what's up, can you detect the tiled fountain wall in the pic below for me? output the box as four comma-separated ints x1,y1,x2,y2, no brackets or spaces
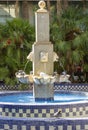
0,101,88,118
0,83,88,118
0,83,88,130
0,117,88,130
0,83,88,91
54,83,88,92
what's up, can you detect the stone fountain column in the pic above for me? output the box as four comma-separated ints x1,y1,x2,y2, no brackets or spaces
33,0,54,101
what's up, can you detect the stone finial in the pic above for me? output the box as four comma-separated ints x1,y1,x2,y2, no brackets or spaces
37,0,47,12
38,0,46,9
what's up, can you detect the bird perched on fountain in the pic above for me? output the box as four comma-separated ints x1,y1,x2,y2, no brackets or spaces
53,110,62,118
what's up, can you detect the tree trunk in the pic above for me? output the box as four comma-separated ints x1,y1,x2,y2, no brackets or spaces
82,0,86,9
22,0,29,20
57,0,62,18
47,0,50,12
63,0,68,10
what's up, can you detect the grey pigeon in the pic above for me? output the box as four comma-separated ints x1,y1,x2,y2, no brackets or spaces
53,110,62,118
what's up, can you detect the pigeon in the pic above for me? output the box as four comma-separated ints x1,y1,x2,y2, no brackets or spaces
53,110,62,118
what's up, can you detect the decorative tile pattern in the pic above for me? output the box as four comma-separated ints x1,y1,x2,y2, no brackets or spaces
0,84,33,91
54,83,88,92
0,117,88,130
0,101,88,118
0,83,88,130
0,83,88,91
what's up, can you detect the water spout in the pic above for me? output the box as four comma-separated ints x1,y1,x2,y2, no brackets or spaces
24,60,30,72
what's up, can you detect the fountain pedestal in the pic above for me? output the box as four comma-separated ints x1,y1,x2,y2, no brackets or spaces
15,1,58,101
33,83,54,101
15,1,71,104
32,43,53,75
32,1,54,101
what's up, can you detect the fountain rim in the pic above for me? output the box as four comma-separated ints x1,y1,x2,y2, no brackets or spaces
0,90,88,106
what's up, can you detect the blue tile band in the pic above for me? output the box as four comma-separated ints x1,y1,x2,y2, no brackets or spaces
0,83,88,130
0,101,88,118
0,117,88,130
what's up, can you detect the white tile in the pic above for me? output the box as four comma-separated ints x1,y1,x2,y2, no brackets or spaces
76,125,81,130
4,124,9,129
5,108,9,112
12,125,17,130
58,126,63,130
0,108,2,112
42,109,46,113
26,109,30,113
85,125,88,129
49,126,55,130
19,109,23,113
67,125,72,130
12,109,16,113
40,126,45,130
30,126,36,130
34,109,38,113
22,125,26,130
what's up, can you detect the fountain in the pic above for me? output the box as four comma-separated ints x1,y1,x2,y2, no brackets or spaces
0,1,88,130
16,0,59,101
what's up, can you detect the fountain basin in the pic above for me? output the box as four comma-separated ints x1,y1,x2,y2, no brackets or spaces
0,91,88,104
0,91,88,118
0,84,88,130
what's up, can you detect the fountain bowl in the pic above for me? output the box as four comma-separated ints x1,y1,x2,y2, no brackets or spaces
0,83,88,130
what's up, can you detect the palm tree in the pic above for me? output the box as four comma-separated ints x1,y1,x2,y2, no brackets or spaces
63,0,68,10
57,0,62,18
50,5,88,82
0,18,35,85
82,0,86,9
47,0,50,12
22,0,29,20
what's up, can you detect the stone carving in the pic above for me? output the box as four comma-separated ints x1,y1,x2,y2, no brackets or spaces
38,0,46,9
37,0,47,12
27,51,59,62
40,51,48,62
15,70,33,84
15,71,56,85
27,51,33,61
59,71,71,83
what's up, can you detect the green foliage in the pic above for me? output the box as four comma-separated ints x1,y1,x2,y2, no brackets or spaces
50,6,88,82
0,18,35,85
0,6,88,85
0,67,9,79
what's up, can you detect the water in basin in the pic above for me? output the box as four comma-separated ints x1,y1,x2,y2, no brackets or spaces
0,91,88,104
